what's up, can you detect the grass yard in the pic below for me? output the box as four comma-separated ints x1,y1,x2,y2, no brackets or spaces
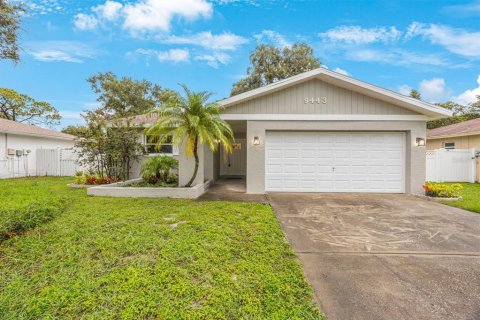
0,179,66,243
0,178,323,319
442,183,480,213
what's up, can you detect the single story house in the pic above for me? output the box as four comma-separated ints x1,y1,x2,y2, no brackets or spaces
0,118,75,178
427,118,480,150
134,68,451,195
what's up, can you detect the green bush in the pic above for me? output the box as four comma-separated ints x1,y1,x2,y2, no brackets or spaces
423,182,463,198
141,156,178,185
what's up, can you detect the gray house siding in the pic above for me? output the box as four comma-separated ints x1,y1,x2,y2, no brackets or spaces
223,79,420,116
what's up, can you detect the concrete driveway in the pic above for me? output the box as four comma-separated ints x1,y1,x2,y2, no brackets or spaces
268,193,480,320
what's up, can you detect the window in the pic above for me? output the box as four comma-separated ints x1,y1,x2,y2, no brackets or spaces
443,142,455,150
143,135,174,154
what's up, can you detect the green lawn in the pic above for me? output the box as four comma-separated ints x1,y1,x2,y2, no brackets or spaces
442,183,480,213
0,178,323,319
0,178,66,242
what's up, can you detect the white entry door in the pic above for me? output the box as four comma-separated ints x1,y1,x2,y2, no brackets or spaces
265,131,406,193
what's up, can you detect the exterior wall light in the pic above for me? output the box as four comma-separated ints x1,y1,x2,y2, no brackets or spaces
416,137,426,147
253,136,260,146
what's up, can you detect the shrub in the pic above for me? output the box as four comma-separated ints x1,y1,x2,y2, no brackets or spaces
74,172,115,185
141,156,178,185
423,182,463,198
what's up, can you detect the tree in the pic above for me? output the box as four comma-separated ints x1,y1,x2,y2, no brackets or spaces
231,43,321,96
0,0,24,63
427,100,480,130
470,95,480,113
146,85,234,187
73,110,144,180
409,89,421,100
88,72,178,118
62,125,88,137
0,88,61,126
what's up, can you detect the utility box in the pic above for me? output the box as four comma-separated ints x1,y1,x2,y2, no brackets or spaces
16,150,23,157
7,148,15,156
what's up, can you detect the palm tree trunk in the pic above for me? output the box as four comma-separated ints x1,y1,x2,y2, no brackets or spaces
186,136,199,187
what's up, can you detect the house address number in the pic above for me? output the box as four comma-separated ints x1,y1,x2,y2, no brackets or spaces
304,97,327,104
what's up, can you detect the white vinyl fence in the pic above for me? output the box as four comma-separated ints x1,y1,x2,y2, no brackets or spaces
36,148,79,176
426,149,477,183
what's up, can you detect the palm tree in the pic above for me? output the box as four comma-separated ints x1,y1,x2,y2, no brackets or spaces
146,84,234,187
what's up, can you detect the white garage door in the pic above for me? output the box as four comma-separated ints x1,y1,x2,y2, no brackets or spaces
265,131,406,193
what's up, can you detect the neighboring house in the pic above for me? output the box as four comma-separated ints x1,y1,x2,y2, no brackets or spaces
0,118,75,178
427,118,480,150
133,68,451,195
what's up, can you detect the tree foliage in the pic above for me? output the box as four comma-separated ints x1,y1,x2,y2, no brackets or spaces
147,84,234,187
61,125,88,137
409,89,421,100
0,0,24,63
231,43,321,96
427,98,480,130
87,72,178,118
0,88,61,127
74,109,145,181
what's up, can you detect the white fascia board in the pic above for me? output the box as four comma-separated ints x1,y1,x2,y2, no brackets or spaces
220,114,428,121
218,68,452,119
0,130,75,141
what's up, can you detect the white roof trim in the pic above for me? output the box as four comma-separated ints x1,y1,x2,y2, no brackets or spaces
221,114,428,121
218,68,452,120
0,130,75,141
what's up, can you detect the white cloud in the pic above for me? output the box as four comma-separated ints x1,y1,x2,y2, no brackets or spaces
132,48,190,63
419,78,449,102
162,31,248,50
157,49,190,62
333,67,348,76
194,52,230,68
75,0,212,34
73,13,98,30
320,25,401,44
442,1,480,16
93,0,123,21
453,75,480,105
406,22,480,58
254,30,290,48
60,110,83,120
398,84,412,96
347,48,448,67
122,0,212,33
27,41,98,63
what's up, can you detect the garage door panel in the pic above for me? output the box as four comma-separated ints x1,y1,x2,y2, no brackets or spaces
265,131,406,193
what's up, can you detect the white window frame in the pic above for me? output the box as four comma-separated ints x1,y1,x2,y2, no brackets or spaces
143,135,179,156
443,142,455,150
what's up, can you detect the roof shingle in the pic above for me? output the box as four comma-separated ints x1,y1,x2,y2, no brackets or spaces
427,118,480,139
0,118,75,140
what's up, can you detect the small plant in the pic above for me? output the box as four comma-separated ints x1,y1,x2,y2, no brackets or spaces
423,182,463,198
141,156,178,185
74,171,115,185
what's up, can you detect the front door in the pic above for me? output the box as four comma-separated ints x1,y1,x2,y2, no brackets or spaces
220,139,246,176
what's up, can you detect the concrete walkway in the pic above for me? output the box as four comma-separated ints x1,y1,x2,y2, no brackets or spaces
197,178,267,203
268,193,480,320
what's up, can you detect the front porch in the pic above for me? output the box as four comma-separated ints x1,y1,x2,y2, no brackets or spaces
198,177,267,203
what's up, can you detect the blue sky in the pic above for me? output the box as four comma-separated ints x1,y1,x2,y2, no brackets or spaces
1,0,480,129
